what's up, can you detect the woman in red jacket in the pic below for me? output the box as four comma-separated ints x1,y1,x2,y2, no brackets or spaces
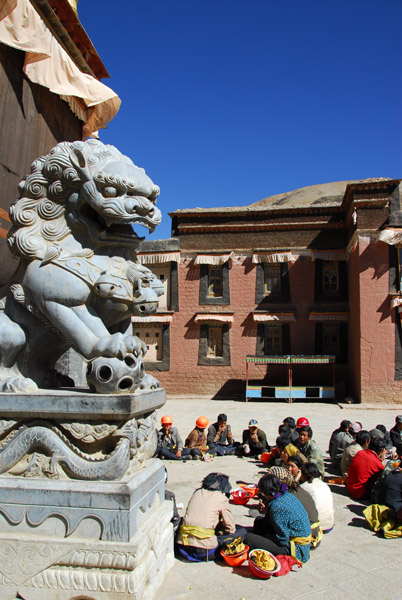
347,437,386,499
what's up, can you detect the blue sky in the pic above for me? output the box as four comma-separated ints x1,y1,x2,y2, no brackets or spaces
78,0,401,241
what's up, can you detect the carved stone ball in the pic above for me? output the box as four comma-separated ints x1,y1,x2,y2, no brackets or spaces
86,354,145,394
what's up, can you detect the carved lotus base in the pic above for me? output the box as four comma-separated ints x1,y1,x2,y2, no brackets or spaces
0,499,174,600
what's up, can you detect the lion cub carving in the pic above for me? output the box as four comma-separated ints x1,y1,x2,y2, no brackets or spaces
0,139,164,394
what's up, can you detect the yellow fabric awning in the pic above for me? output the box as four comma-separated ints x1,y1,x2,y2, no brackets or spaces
308,312,349,322
194,252,234,265
0,0,121,139
252,313,296,323
194,314,234,323
131,314,173,323
136,252,181,265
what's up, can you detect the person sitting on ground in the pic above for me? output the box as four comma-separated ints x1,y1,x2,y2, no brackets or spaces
301,462,334,532
245,473,311,563
341,428,369,481
328,420,352,458
185,416,216,459
238,419,269,457
207,413,236,456
330,420,353,470
283,417,299,444
157,415,189,461
287,454,305,483
390,415,402,458
297,426,325,476
278,424,291,439
380,466,402,522
269,466,322,547
375,424,393,450
346,437,386,500
176,472,247,561
276,436,307,468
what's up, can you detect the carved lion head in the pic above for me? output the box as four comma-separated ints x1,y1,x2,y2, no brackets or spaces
8,139,161,260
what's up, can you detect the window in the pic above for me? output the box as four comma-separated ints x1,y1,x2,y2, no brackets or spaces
198,323,231,365
256,323,291,356
199,263,230,305
322,324,340,355
264,265,281,295
322,262,339,295
207,326,223,357
150,265,170,310
133,326,163,361
133,324,170,370
255,262,290,304
314,260,347,301
208,266,223,298
264,324,282,354
315,322,347,363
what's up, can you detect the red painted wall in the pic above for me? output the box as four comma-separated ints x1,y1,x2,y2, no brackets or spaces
358,237,402,402
157,255,347,397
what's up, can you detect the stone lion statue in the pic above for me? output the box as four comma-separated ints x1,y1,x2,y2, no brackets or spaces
0,139,163,394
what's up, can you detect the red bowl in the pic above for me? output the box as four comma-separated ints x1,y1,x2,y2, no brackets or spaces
248,549,281,579
238,483,258,498
231,489,252,504
220,544,249,567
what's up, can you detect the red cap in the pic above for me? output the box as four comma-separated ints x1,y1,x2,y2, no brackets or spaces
296,417,310,427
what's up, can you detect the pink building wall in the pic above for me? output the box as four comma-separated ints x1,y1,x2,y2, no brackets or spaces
358,237,401,402
157,255,347,397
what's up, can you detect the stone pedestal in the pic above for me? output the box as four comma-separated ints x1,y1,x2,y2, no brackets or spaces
0,389,174,600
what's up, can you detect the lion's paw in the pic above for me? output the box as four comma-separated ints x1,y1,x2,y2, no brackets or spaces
0,376,38,393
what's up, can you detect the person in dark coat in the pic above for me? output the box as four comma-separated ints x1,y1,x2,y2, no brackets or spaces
207,413,236,456
390,416,402,458
238,419,269,456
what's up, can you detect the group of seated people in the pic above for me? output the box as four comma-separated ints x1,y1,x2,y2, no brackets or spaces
173,414,402,563
157,413,271,460
327,416,402,519
176,462,334,564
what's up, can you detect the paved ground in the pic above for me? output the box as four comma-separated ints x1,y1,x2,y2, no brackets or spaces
153,397,402,600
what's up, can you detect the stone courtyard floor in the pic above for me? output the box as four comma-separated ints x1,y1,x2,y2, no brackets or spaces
153,397,402,600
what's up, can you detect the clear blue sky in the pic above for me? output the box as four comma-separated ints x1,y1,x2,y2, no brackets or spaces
78,0,401,241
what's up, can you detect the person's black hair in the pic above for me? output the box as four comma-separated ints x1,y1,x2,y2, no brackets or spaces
356,430,370,447
369,437,387,454
301,462,321,483
217,413,227,422
276,435,290,451
283,417,296,430
258,473,283,500
287,454,304,470
202,472,231,497
375,424,386,434
278,424,290,437
340,420,352,431
298,426,313,438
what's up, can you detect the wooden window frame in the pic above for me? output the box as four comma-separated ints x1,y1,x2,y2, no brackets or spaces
264,264,281,296
255,262,290,305
199,262,230,305
315,322,348,363
133,324,170,371
198,323,231,366
208,266,223,298
256,323,291,356
322,262,340,296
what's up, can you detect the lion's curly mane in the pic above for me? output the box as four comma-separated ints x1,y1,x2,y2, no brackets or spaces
7,139,135,260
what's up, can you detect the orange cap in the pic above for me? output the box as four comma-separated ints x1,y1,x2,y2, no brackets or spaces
196,416,209,428
161,415,173,425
